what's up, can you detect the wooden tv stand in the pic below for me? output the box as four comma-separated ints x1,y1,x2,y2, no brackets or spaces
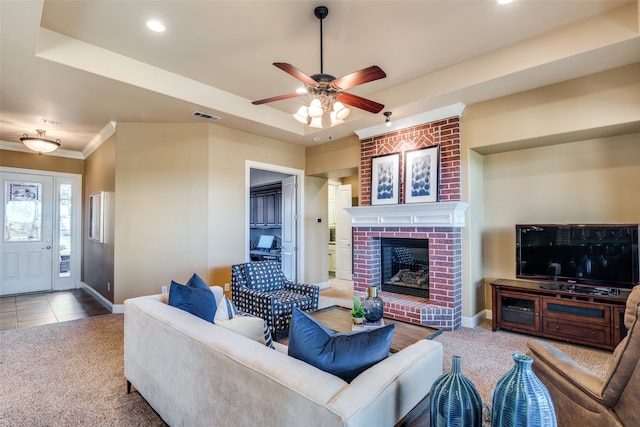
491,279,630,350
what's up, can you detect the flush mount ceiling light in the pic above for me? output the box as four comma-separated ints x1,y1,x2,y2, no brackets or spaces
252,6,386,129
20,129,61,154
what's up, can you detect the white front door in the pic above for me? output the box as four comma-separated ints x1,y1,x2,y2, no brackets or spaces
281,175,297,282
1,173,54,295
335,184,353,280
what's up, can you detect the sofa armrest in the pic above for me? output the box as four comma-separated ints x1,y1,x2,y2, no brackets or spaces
527,340,604,399
284,281,320,310
328,339,444,426
231,286,276,318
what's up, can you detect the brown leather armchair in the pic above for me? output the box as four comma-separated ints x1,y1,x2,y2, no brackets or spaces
527,285,640,427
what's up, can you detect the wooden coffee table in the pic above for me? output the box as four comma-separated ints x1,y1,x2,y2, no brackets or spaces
310,305,441,353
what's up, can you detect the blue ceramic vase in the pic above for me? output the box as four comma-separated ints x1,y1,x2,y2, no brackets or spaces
362,286,384,322
430,355,483,427
491,353,557,427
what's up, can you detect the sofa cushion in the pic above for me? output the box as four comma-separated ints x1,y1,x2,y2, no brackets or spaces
271,290,315,312
168,281,217,323
288,307,395,383
215,296,274,348
244,261,285,292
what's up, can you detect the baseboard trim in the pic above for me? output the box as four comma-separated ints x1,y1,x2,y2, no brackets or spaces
81,282,123,313
461,309,489,328
315,281,330,289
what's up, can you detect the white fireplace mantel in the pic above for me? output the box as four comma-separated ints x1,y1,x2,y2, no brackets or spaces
345,201,469,228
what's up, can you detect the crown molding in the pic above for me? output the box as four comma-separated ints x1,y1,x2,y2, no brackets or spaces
83,121,117,158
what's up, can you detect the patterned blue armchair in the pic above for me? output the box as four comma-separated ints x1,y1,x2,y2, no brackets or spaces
231,261,319,340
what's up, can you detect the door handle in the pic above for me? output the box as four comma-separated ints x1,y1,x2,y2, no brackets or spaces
43,246,51,250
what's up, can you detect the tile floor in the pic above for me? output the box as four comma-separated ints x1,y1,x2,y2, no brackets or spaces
0,289,110,331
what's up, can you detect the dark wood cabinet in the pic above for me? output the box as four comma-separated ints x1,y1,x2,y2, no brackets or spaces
492,279,629,350
250,184,281,228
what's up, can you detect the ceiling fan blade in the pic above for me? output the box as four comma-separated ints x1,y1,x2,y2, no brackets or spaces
252,93,303,105
331,66,386,90
273,63,317,86
337,92,385,114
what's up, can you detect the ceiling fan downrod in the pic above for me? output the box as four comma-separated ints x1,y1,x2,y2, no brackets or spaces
315,6,329,75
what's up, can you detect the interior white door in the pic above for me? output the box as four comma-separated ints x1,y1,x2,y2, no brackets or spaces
1,173,54,295
335,184,353,280
280,175,297,281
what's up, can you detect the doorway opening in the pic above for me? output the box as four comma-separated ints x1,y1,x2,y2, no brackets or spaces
246,162,304,282
327,178,356,281
1,167,82,296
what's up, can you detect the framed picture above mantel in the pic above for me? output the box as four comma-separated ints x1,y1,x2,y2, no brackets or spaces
404,145,439,204
371,153,400,206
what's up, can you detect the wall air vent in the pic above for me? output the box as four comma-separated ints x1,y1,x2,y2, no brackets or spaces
192,111,221,121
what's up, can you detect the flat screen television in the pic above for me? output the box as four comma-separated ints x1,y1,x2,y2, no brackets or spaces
516,224,639,290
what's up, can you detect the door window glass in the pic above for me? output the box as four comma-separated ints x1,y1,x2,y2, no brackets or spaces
4,182,42,242
59,184,72,277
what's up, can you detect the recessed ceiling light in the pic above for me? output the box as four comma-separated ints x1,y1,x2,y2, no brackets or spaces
146,20,165,32
497,0,514,4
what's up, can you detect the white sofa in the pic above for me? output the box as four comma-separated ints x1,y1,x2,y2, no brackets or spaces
124,288,444,427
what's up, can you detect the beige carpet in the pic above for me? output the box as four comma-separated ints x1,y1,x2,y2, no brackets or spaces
432,319,611,404
0,296,613,426
0,314,166,426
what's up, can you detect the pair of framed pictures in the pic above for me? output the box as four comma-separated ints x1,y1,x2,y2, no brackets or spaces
370,145,439,205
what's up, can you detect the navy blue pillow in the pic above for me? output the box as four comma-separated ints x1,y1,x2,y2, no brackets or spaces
287,307,395,383
168,280,217,323
185,273,209,290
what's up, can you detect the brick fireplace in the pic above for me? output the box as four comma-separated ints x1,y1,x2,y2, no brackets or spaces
348,108,467,330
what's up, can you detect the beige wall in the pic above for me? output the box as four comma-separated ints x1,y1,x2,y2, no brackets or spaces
83,135,116,300
207,126,306,289
305,134,360,178
113,123,210,303
461,148,486,321
481,133,640,307
304,176,330,282
0,149,84,174
110,123,307,304
462,63,640,316
465,62,640,154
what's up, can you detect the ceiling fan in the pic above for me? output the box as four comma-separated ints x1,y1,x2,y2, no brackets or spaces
252,5,386,127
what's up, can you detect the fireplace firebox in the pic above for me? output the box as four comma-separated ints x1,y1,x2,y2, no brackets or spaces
381,238,429,298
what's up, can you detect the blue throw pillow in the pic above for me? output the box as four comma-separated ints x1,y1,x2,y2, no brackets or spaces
185,273,209,290
287,307,395,383
168,280,217,323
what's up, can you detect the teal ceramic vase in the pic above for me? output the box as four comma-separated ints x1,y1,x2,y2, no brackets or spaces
491,353,557,427
430,355,483,427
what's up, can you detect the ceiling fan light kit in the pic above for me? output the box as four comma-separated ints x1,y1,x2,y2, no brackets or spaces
252,5,386,129
20,129,61,154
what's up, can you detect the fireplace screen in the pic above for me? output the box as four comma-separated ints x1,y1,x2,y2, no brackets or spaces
380,238,429,298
